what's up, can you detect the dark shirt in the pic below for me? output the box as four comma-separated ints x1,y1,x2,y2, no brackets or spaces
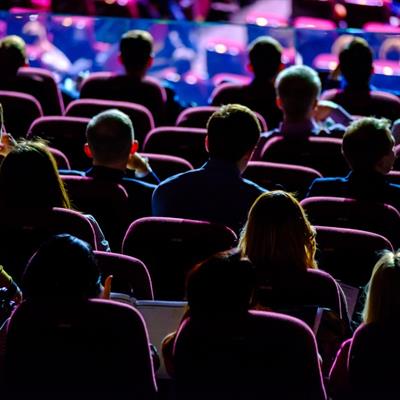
85,166,156,219
152,159,267,233
307,171,400,211
210,78,283,130
321,87,400,121
80,74,165,124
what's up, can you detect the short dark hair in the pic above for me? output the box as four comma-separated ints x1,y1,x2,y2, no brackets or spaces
206,104,261,162
342,117,394,171
23,234,101,300
186,250,255,318
86,109,134,164
248,36,282,80
339,38,373,86
0,35,26,75
275,65,321,120
120,30,153,72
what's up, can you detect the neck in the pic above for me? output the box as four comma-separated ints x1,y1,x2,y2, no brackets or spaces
92,160,127,171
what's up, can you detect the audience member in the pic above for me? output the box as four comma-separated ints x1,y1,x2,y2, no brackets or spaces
329,250,400,399
321,37,400,121
239,190,348,318
307,117,400,211
210,36,284,129
80,30,166,123
84,109,157,219
164,250,327,400
0,35,62,115
252,65,352,159
0,140,109,280
152,104,267,233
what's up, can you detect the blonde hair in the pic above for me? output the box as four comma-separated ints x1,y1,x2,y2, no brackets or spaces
239,191,317,281
363,251,400,324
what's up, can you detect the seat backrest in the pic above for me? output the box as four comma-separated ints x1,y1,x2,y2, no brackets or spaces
0,90,43,138
140,152,193,181
17,66,64,115
176,105,268,132
122,217,237,300
94,251,153,299
62,176,130,251
347,322,400,399
314,225,393,287
173,311,326,400
0,207,96,283
261,136,348,177
301,196,400,248
243,161,322,199
143,127,207,168
48,146,71,170
4,299,157,400
65,98,154,148
28,116,90,170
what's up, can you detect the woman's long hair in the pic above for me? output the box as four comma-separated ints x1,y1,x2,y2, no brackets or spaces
363,250,400,325
0,140,71,209
239,191,316,281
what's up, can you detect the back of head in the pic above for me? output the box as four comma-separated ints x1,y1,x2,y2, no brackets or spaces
363,250,400,325
22,234,101,301
275,65,321,121
339,37,373,87
248,36,282,80
239,191,316,280
342,117,393,172
120,29,153,74
0,35,26,77
86,109,134,165
206,104,261,162
0,140,70,208
186,250,255,319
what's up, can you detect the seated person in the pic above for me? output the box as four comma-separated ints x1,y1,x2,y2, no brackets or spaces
2,234,157,400
84,109,158,219
163,250,327,400
80,30,166,124
329,250,400,400
321,37,400,121
0,35,62,115
252,65,352,159
210,36,284,129
152,104,267,233
307,117,400,211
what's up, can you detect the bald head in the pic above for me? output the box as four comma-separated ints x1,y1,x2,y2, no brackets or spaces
86,109,134,165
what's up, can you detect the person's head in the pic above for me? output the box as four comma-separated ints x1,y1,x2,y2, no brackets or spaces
119,29,153,76
186,249,255,318
363,250,400,325
206,104,261,168
239,191,317,280
0,140,70,209
339,37,373,87
85,109,137,169
22,234,102,301
0,35,27,76
275,65,321,122
342,117,395,174
248,36,283,80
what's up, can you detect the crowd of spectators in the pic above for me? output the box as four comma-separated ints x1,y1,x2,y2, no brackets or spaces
0,25,400,399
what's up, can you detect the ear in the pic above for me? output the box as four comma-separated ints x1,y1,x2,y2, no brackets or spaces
101,275,113,300
84,143,92,159
130,140,139,154
146,56,154,70
276,96,283,110
278,62,285,72
205,136,209,152
246,62,253,73
118,52,123,65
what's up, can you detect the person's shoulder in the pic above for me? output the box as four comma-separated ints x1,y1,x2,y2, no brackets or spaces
307,176,348,197
156,168,200,190
122,175,156,190
371,90,400,103
241,176,268,194
210,82,246,105
320,88,341,101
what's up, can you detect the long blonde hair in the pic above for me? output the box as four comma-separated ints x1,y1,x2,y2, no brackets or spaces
363,251,400,325
239,191,317,280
